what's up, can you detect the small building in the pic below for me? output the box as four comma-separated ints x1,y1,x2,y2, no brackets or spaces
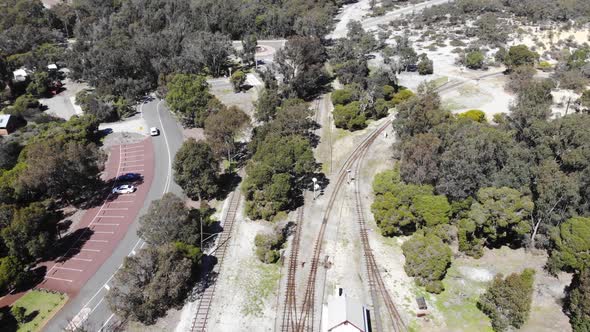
0,114,17,136
323,289,370,332
47,63,58,71
13,68,28,82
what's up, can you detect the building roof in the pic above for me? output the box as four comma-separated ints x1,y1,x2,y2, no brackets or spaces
13,68,28,82
47,64,58,70
327,294,366,332
0,114,11,128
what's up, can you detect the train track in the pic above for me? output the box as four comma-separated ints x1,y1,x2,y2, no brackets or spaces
296,119,393,332
353,140,406,332
280,207,304,331
435,71,504,93
190,190,241,332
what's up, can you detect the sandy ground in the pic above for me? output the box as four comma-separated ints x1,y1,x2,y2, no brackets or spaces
512,25,590,55
39,76,88,120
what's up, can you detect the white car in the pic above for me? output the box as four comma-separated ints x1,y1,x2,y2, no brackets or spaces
150,127,159,136
112,185,136,194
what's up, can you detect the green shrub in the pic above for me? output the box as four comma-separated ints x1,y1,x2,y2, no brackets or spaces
538,61,552,71
478,269,535,331
466,51,485,69
566,269,590,332
331,89,354,106
230,70,246,92
402,232,452,293
382,85,396,101
412,194,451,228
450,39,466,47
254,228,285,264
333,101,366,130
391,89,415,105
458,109,486,123
548,216,590,273
418,55,434,75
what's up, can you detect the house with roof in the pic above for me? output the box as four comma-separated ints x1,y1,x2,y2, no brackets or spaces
322,289,371,332
0,114,17,136
12,68,28,82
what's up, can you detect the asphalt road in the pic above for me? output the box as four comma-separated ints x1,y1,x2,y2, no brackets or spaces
44,99,185,331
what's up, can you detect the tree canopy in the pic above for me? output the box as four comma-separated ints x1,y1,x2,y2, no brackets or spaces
173,139,219,202
478,269,535,332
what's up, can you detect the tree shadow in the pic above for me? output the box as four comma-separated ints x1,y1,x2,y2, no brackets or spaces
0,306,17,332
24,310,39,323
9,265,47,295
45,227,95,263
215,173,242,202
186,255,219,303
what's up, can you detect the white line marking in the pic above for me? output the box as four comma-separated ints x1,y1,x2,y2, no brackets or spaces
92,223,120,226
121,163,144,167
80,248,101,252
121,146,144,151
103,208,129,211
55,267,83,272
89,240,109,243
108,200,134,204
93,231,114,234
122,151,145,156
118,169,144,172
46,276,73,282
99,314,115,331
157,99,173,194
71,258,93,262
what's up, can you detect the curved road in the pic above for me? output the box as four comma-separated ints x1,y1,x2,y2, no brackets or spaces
44,99,185,331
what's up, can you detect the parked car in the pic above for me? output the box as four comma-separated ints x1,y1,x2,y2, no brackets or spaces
150,127,159,136
112,184,136,194
117,173,141,182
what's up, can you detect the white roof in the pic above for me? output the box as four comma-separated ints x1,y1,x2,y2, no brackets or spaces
13,69,27,77
47,64,58,70
0,114,11,128
327,295,366,332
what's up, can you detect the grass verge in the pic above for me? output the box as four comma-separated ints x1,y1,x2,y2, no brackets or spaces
11,290,68,332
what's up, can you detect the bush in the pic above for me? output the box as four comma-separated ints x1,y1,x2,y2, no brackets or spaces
418,55,434,75
505,45,539,70
478,269,535,331
230,70,246,92
254,228,285,263
331,89,354,106
333,101,366,130
566,269,590,332
412,194,451,228
382,85,396,101
465,51,485,69
402,232,452,293
538,61,552,72
458,109,486,123
391,89,415,105
548,216,590,273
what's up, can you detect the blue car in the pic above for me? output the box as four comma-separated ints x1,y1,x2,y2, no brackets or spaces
117,173,141,182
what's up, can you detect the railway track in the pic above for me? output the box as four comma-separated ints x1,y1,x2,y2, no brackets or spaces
435,71,504,93
353,140,406,332
296,119,392,332
190,190,241,332
280,207,304,331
